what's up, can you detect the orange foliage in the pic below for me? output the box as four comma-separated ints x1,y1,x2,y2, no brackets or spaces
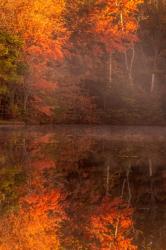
0,154,65,250
0,189,64,250
0,0,143,118
0,0,68,117
0,134,66,250
91,0,143,52
89,196,137,250
0,0,68,58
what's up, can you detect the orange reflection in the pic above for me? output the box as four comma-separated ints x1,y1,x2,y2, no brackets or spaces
89,196,137,250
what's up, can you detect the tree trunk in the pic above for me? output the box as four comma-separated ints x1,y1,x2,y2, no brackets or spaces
124,51,129,72
106,158,110,195
151,47,158,93
109,53,112,85
151,73,155,92
148,158,153,177
127,161,132,206
124,44,135,87
129,43,135,86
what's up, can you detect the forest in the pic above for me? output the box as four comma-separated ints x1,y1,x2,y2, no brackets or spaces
0,0,165,124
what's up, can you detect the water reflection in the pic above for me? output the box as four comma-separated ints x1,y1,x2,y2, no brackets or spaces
0,126,165,250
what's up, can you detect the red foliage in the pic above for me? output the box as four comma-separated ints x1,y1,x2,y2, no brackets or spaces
31,159,55,170
89,196,137,250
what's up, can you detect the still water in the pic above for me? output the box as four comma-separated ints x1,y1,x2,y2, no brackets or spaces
0,126,165,250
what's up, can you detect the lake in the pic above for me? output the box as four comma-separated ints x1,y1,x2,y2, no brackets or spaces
0,126,165,250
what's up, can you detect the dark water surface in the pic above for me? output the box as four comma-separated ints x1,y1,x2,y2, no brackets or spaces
0,126,165,250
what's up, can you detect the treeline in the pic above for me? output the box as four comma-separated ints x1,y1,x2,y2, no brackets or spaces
0,0,165,124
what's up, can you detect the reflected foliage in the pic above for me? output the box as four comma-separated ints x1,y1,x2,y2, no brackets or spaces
0,127,165,249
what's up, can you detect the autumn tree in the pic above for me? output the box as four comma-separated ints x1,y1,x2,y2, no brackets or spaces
0,0,68,120
0,0,67,56
51,0,143,123
0,190,64,250
89,196,137,250
90,0,143,85
64,0,142,81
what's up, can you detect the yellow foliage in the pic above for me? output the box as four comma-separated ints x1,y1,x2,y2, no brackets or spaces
0,0,68,56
